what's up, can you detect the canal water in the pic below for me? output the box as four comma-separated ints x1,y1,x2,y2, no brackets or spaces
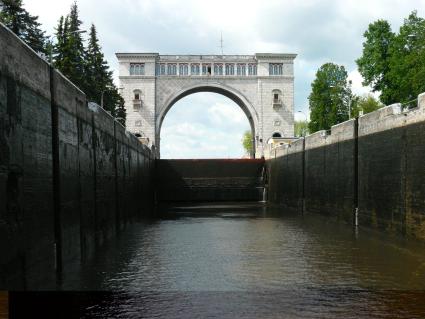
58,203,425,318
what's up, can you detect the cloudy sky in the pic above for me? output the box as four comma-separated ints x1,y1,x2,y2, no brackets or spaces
25,0,425,158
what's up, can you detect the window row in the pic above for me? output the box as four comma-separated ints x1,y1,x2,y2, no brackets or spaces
269,63,283,75
130,62,283,76
130,63,145,75
155,63,257,76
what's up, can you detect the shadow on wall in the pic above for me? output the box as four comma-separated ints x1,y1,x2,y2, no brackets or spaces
267,93,425,240
0,24,155,290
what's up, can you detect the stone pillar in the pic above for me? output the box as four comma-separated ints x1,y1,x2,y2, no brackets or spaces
419,92,425,109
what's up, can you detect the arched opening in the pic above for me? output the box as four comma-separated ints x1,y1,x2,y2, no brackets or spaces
272,132,282,138
159,91,255,159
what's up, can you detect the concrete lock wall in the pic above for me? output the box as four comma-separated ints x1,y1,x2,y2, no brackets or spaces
156,159,265,202
267,92,425,240
0,24,154,290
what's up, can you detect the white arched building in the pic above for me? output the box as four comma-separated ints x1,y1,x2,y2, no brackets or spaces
116,53,296,158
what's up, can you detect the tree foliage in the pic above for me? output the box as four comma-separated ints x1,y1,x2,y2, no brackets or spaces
294,120,309,137
1,1,126,124
308,63,353,133
351,94,382,117
84,24,123,116
52,2,125,124
242,130,253,156
0,0,47,54
53,2,86,91
357,11,425,105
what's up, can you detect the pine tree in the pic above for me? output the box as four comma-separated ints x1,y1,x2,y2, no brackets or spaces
51,3,126,125
84,24,126,124
84,24,109,102
0,0,47,54
53,2,86,91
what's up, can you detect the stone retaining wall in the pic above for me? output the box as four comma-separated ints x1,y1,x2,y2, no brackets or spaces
267,92,425,240
0,23,154,289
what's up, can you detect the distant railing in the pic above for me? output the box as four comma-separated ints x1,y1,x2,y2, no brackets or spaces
401,98,418,111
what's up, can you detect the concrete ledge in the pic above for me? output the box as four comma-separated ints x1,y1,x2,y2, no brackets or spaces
288,138,304,154
0,22,50,100
329,119,356,143
305,130,327,151
53,71,86,117
419,92,425,109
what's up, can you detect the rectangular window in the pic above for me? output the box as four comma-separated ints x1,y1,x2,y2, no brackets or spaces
130,63,145,75
160,63,166,75
179,63,189,75
269,63,283,75
202,64,211,75
237,64,246,76
248,63,257,76
191,63,200,75
225,64,234,75
214,63,223,75
167,63,177,75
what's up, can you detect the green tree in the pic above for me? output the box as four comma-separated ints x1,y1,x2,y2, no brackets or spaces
388,11,425,104
0,0,47,54
53,2,86,91
294,120,309,137
356,20,395,104
84,23,125,123
351,94,383,117
84,24,110,104
242,130,253,156
357,11,425,105
308,63,353,133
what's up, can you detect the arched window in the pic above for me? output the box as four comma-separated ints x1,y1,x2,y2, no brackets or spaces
248,63,257,75
272,132,282,138
269,63,283,75
272,89,282,108
133,90,142,111
133,89,142,100
130,63,145,75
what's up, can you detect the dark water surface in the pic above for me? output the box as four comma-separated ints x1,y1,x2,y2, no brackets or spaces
57,203,425,318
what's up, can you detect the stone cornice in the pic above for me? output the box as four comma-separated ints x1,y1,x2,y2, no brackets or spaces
116,53,159,60
255,53,297,60
119,76,156,80
116,53,297,63
119,75,295,80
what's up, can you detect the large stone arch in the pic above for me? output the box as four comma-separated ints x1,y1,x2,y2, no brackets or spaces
117,53,297,158
156,82,258,158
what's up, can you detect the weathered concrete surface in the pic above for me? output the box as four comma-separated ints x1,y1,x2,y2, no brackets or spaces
267,139,304,210
267,93,425,240
0,23,154,289
358,97,425,239
304,120,356,223
156,159,265,202
0,25,55,289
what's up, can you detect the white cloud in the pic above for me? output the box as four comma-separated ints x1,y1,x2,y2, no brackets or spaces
160,93,250,158
348,69,381,99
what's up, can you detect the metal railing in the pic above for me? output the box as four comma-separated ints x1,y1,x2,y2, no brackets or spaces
401,98,418,111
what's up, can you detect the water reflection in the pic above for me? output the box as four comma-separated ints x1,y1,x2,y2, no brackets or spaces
58,202,425,318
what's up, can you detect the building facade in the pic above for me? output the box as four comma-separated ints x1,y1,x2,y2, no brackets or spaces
116,53,296,158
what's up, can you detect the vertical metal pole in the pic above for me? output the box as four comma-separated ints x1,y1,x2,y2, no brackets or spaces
50,66,62,278
354,117,359,227
301,137,306,214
